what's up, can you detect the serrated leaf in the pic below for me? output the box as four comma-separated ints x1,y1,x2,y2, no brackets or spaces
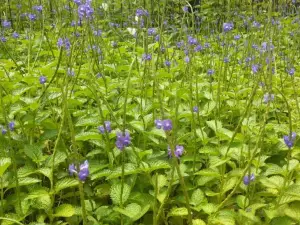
113,203,150,221
190,189,206,206
260,176,284,189
75,132,101,141
168,207,188,217
202,203,217,214
24,144,44,163
0,157,11,177
110,183,131,205
222,177,238,194
54,178,78,193
75,117,101,127
129,121,144,132
54,204,75,217
284,202,300,221
206,120,222,132
8,177,41,189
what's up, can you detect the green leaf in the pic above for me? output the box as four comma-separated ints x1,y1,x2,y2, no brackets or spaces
24,144,44,163
129,121,144,132
201,203,217,214
0,157,11,177
8,177,41,189
236,195,249,209
222,177,238,194
75,132,101,141
113,203,150,221
110,183,131,205
284,202,300,221
75,117,101,127
54,178,78,193
54,204,75,217
190,189,206,206
168,207,188,217
206,120,222,132
192,219,206,225
33,194,52,210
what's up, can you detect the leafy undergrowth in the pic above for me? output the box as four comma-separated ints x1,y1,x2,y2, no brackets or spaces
0,0,300,225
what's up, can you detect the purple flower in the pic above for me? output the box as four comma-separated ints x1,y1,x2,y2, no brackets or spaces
74,0,81,5
263,93,274,104
33,5,43,12
67,68,75,76
184,56,190,63
224,57,230,63
148,28,156,36
193,106,199,113
162,119,172,131
136,8,149,17
116,131,131,150
2,128,7,135
69,160,89,181
168,145,184,158
28,14,37,21
78,160,89,181
194,44,203,52
2,20,11,28
188,36,198,45
207,69,215,75
261,42,274,52
39,76,47,84
78,2,94,19
284,132,296,148
142,53,152,61
243,173,255,185
183,6,189,12
69,164,77,175
165,60,171,67
176,40,184,49
223,22,234,32
155,35,160,42
155,119,163,129
12,31,19,39
57,38,64,48
234,34,241,40
287,68,295,76
253,21,261,28
251,64,259,73
93,29,102,36
98,121,112,134
1,37,7,43
9,122,15,131
203,42,209,49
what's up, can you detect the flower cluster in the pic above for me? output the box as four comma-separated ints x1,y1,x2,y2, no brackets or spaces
98,121,112,134
136,8,149,17
155,119,172,131
78,0,94,19
57,37,71,51
168,145,184,158
263,93,274,104
243,173,255,185
283,132,296,148
223,22,234,32
142,53,152,61
69,160,89,181
116,131,131,150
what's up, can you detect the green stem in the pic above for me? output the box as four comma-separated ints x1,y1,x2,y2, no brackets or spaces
78,181,88,225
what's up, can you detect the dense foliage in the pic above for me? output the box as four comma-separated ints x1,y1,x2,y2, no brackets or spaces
0,0,300,224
